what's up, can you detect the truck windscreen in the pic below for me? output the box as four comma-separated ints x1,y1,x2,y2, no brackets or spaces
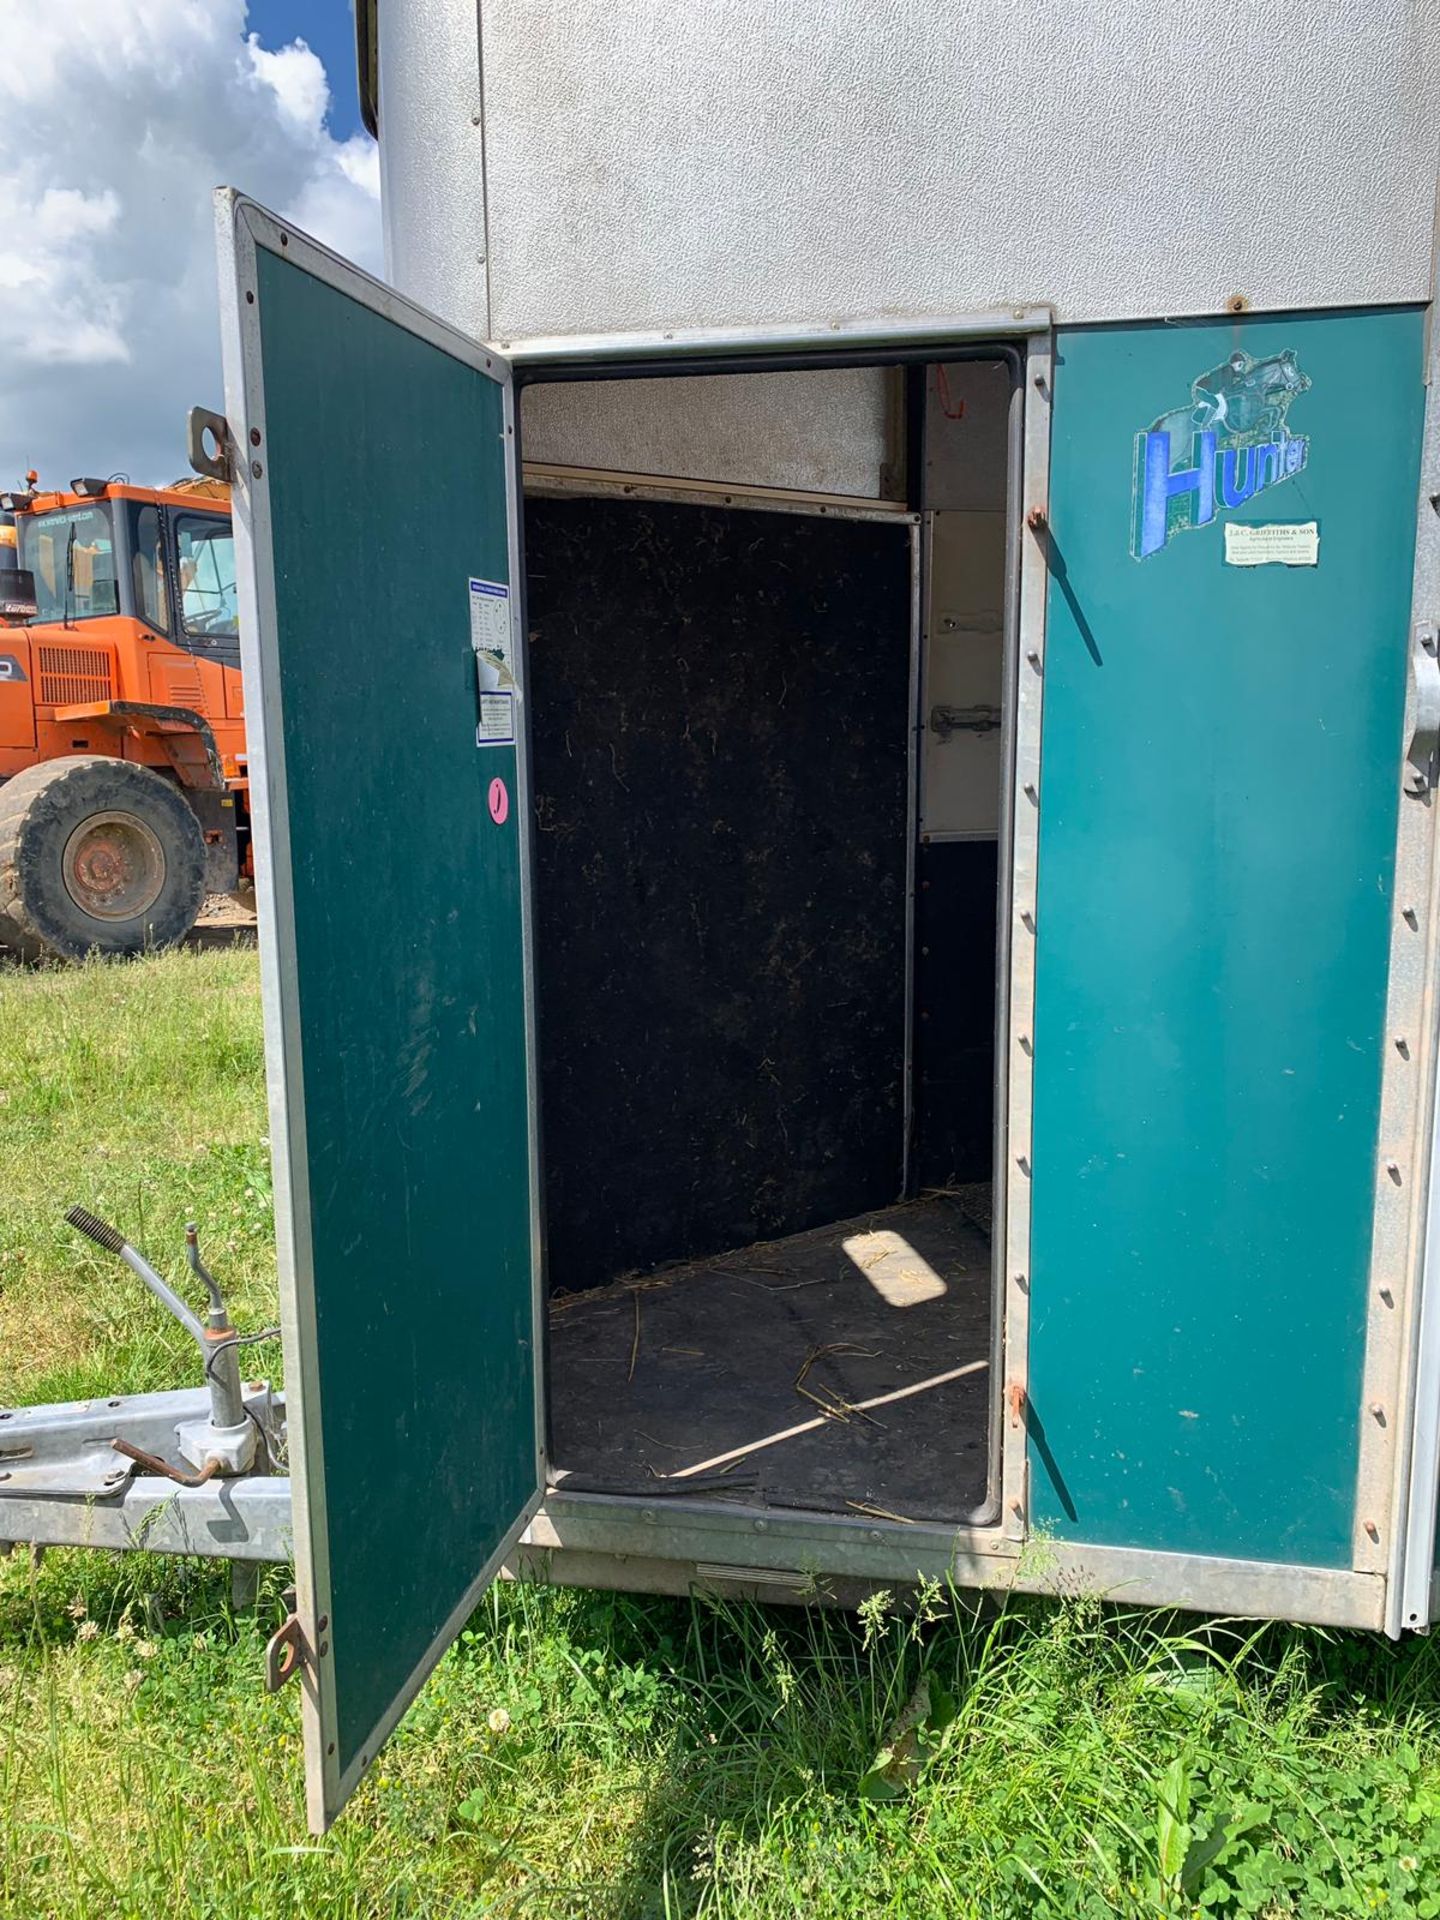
20,504,119,624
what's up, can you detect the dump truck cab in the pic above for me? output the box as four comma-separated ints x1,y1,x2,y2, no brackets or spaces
0,477,247,956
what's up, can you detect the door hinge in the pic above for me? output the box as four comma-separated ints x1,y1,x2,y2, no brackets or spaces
187,406,234,484
1405,622,1440,796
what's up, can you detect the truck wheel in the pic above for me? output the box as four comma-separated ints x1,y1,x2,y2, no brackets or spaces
0,757,207,961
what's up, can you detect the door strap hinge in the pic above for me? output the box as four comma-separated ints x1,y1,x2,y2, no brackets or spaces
265,1609,307,1693
187,406,234,485
1406,622,1440,796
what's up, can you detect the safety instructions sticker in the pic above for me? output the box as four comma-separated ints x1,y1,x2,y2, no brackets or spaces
469,576,516,746
477,692,515,745
1223,521,1319,568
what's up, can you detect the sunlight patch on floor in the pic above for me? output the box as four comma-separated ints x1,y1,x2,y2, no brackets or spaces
841,1229,948,1307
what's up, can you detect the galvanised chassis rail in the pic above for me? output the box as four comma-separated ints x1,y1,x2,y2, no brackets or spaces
0,1384,292,1563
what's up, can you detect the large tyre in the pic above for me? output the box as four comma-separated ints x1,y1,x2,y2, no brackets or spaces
0,757,207,961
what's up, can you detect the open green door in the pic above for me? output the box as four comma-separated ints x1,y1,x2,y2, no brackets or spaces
217,193,542,1830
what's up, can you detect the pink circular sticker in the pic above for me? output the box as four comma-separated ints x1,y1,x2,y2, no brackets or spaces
488,777,510,826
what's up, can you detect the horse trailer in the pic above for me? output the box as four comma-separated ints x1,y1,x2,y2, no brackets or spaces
7,0,1440,1833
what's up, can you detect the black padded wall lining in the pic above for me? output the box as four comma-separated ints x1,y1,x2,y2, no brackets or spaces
525,496,913,1293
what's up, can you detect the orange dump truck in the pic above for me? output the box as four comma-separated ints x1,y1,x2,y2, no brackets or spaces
0,474,248,958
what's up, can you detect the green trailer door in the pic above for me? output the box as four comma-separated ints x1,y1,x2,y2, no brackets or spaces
1027,307,1426,1568
218,195,541,1830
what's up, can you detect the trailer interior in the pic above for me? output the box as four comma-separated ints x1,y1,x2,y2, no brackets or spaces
517,355,1016,1528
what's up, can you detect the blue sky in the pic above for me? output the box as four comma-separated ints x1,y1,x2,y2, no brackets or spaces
1,2,382,485
247,0,364,141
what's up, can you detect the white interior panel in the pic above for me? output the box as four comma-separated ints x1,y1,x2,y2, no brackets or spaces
521,369,901,499
921,512,1006,839
921,363,1009,838
924,362,1010,514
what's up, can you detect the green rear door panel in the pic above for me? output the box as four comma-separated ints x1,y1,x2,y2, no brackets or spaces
1028,307,1425,1565
247,238,537,1790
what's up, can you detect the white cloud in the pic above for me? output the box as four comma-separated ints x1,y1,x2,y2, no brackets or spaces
245,35,330,137
0,0,381,486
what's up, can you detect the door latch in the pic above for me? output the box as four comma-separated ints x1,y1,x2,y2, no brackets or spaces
1406,622,1440,796
930,703,1002,741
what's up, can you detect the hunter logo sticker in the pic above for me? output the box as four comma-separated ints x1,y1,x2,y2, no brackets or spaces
1131,349,1311,559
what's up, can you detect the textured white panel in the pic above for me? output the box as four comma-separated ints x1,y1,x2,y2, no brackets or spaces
521,369,901,498
381,0,1438,339
376,0,489,336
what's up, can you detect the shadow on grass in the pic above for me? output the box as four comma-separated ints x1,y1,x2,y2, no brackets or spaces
436,1580,1440,1919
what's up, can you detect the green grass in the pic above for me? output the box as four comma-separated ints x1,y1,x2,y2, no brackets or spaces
3,950,1440,1917
0,948,274,1407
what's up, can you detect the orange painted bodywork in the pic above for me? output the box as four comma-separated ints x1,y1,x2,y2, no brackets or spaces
0,483,248,800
